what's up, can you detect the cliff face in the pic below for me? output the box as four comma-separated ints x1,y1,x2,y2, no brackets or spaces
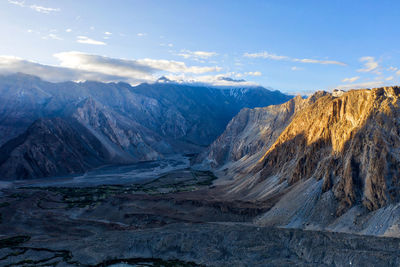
204,92,327,167
205,86,400,234
254,87,400,214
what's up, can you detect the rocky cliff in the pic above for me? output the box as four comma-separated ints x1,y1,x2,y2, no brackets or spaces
255,87,400,214
205,86,400,235
203,92,328,168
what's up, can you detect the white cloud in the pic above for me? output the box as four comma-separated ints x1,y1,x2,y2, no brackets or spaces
104,32,112,35
244,51,346,66
54,52,221,78
164,73,258,87
357,56,379,73
160,43,174,47
0,55,100,83
136,58,221,74
8,0,60,13
8,0,24,7
244,51,289,60
293,58,345,65
42,33,63,41
0,55,155,85
66,29,72,33
386,76,394,81
396,70,400,76
291,66,303,71
388,66,398,72
178,50,218,60
137,33,147,37
336,81,384,90
76,36,106,46
245,71,262,76
341,76,360,83
0,52,225,86
30,5,60,13
54,52,156,81
234,71,261,78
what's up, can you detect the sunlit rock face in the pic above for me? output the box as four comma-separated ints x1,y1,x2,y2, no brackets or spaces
203,92,328,168
205,87,400,234
255,87,400,214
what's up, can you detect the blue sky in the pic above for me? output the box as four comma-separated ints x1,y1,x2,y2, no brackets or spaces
0,0,400,94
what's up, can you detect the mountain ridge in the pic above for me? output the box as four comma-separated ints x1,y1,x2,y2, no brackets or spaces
203,86,400,236
0,73,291,179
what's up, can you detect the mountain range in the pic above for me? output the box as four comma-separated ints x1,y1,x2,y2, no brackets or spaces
0,73,291,179
3,72,400,266
4,73,400,237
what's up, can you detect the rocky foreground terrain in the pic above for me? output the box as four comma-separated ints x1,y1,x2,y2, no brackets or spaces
1,167,400,266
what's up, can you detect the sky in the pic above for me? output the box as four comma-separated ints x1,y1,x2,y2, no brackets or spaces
1,0,400,94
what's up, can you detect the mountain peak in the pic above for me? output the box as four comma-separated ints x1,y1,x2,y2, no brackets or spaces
217,76,246,83
156,76,174,83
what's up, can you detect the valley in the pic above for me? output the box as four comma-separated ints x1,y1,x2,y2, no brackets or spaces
1,158,400,266
11,154,192,188
1,75,400,266
3,1,400,265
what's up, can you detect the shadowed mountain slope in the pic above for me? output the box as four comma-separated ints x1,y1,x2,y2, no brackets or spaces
0,73,291,179
0,118,117,179
0,73,291,147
